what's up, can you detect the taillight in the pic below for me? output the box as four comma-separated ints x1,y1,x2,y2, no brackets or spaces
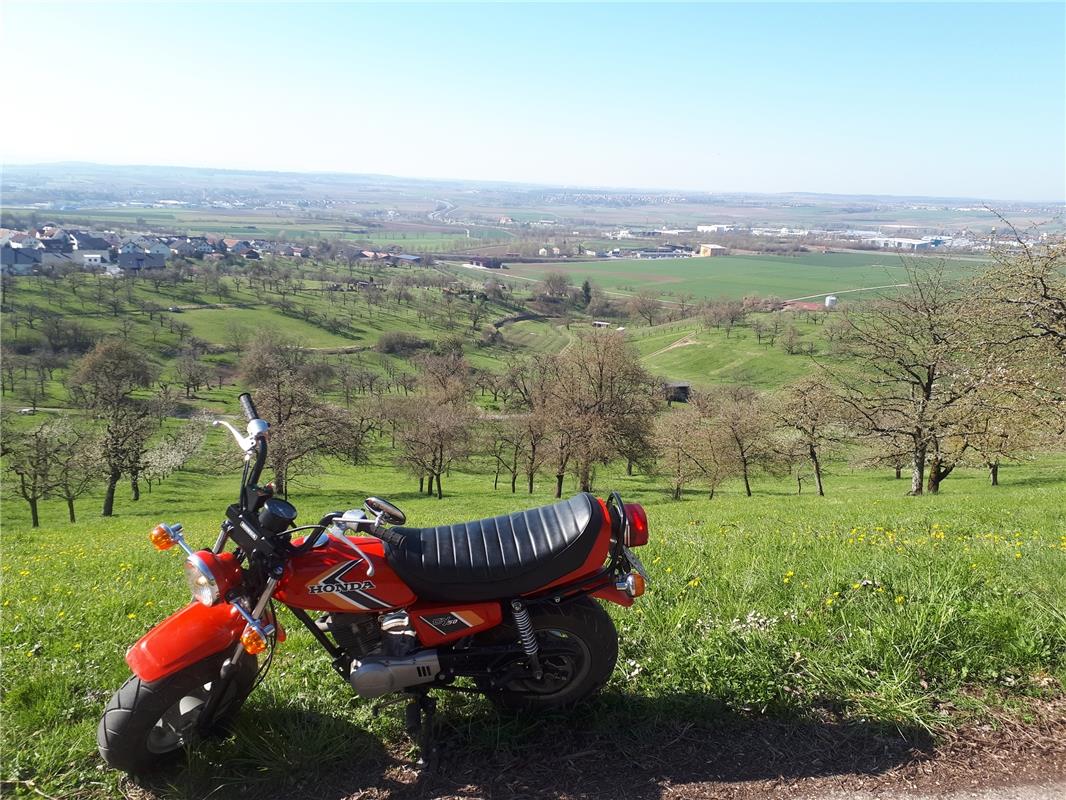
183,550,242,606
623,503,649,547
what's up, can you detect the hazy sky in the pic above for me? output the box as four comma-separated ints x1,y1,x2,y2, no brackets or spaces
3,2,1064,201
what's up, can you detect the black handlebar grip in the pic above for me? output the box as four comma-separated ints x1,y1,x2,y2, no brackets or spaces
238,393,259,422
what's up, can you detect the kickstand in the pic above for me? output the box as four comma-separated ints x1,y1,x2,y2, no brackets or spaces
404,691,438,770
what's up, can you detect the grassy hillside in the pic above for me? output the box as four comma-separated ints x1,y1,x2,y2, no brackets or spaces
2,441,1063,798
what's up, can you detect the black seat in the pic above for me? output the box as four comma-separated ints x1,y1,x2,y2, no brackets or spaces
384,493,604,602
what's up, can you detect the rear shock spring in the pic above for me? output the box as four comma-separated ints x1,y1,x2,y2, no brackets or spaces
510,600,543,679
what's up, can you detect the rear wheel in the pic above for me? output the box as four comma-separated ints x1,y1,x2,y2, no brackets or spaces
477,598,618,712
97,652,257,774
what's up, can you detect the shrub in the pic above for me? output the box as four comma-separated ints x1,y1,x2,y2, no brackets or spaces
375,331,430,356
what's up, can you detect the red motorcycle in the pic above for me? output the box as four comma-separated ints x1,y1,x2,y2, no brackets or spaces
98,393,650,773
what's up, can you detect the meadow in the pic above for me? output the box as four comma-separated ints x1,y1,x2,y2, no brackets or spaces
2,439,1064,798
499,252,980,302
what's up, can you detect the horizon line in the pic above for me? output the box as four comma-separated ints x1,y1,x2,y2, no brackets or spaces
3,159,1064,207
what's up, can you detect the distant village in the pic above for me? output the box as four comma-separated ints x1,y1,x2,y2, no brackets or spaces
0,225,426,276
2,212,1047,277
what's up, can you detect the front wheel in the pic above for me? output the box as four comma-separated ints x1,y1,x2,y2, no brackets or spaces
97,651,257,774
477,597,618,712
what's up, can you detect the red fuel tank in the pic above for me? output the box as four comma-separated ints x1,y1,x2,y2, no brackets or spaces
274,535,416,613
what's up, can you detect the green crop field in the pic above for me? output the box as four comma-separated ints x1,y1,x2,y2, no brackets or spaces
502,252,981,302
2,439,1064,798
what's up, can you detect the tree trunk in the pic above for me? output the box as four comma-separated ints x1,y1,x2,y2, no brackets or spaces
130,474,140,502
796,474,803,494
527,471,535,494
435,472,443,500
989,462,999,486
67,498,76,523
809,444,825,496
579,464,591,493
626,459,633,476
29,497,39,528
909,444,926,495
741,460,752,497
555,473,564,499
493,459,500,490
894,464,902,479
510,473,518,493
927,467,941,494
103,470,120,516
927,460,954,494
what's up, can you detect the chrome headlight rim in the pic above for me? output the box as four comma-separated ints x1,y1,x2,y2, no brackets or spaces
184,552,221,607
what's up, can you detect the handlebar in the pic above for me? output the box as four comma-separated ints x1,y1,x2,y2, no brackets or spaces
238,392,259,423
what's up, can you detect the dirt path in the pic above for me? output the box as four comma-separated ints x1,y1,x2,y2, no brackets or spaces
784,283,909,302
644,332,697,359
115,699,1063,800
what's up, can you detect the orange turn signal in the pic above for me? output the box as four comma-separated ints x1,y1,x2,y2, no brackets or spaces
240,626,268,656
625,573,646,598
149,524,176,551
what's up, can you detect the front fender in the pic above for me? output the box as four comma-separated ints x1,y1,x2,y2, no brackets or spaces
126,602,247,682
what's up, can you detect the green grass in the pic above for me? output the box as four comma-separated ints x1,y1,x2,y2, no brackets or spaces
503,252,980,301
500,318,574,354
2,442,1064,798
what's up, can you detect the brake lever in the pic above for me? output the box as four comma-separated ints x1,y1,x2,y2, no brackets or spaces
212,420,256,453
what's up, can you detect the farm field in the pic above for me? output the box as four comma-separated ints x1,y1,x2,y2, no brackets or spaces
500,252,980,302
2,441,1064,799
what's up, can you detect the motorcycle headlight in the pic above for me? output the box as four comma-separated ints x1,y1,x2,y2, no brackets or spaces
184,550,241,606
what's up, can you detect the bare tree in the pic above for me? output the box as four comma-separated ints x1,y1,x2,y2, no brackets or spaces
391,394,473,498
243,335,366,495
773,378,847,496
69,339,157,516
1,419,59,527
49,418,102,522
695,386,776,497
540,271,572,298
225,321,251,358
544,333,660,495
628,289,662,326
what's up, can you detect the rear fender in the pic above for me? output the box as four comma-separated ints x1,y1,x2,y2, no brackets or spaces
126,602,283,682
592,586,634,608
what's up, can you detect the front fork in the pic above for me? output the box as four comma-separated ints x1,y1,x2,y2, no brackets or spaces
196,576,278,732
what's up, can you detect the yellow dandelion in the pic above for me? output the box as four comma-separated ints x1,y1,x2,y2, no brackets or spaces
665,567,673,574
127,613,137,620
825,598,834,607
895,595,905,605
